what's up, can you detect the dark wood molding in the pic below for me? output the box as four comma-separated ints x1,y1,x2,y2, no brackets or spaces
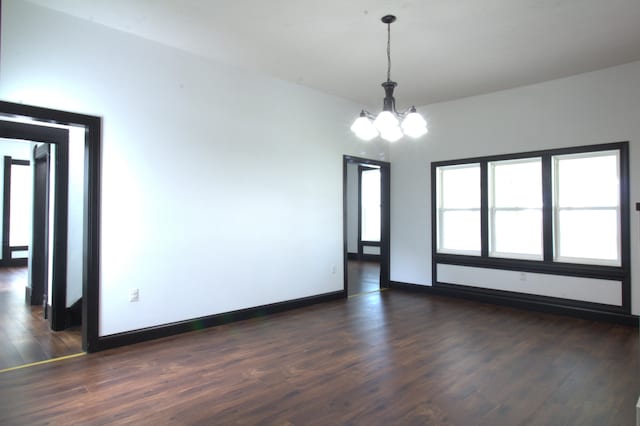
541,154,553,262
0,101,102,353
480,162,488,257
0,258,28,267
347,252,359,260
434,254,625,280
46,304,52,322
357,165,363,257
29,143,50,307
50,141,69,331
389,281,639,326
24,285,32,304
93,290,345,352
66,297,82,327
2,156,11,262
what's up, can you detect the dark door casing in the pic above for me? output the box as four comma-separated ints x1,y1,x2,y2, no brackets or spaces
30,144,51,310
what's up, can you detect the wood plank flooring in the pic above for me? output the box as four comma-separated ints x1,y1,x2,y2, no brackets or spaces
0,290,637,425
348,260,380,296
0,267,82,371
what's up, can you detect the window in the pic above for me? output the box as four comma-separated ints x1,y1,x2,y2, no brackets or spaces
361,167,381,242
553,151,620,266
436,163,481,255
488,158,542,260
433,142,628,269
9,162,32,247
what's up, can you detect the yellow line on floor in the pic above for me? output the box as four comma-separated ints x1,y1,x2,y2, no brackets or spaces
348,288,388,298
0,352,86,374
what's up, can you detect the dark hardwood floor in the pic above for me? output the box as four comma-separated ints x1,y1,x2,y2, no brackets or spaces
0,267,82,371
348,260,380,296
1,289,637,425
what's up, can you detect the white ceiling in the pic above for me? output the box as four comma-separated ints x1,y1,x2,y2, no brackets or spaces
25,0,640,109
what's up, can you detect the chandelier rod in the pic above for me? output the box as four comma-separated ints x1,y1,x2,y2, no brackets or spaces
386,19,392,82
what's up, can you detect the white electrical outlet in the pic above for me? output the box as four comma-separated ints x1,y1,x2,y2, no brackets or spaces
519,272,527,282
129,288,139,302
330,265,336,274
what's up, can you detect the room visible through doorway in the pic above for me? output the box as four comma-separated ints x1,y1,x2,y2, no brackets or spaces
343,156,390,296
0,121,84,371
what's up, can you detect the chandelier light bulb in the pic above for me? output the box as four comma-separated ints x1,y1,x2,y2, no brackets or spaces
380,125,403,142
373,111,399,134
350,113,379,141
401,109,428,138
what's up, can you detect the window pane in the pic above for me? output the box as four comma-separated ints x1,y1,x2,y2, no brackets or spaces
555,152,618,208
10,164,32,247
492,210,542,257
440,210,480,252
361,168,380,241
440,164,480,208
556,209,618,263
491,159,541,208
489,158,542,258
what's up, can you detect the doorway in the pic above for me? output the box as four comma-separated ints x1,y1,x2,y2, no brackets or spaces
343,156,390,296
0,101,101,365
0,125,80,370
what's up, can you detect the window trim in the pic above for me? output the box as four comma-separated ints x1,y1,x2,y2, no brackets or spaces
431,141,631,314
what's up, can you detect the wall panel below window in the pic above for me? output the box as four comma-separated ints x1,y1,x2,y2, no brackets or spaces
437,263,622,306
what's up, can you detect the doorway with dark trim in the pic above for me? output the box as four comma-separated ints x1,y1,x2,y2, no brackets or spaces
343,155,390,296
0,101,101,367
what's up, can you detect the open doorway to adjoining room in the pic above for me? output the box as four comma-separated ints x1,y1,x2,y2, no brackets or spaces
0,101,101,370
343,156,390,297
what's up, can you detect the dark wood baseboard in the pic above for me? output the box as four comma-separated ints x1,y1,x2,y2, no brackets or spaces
347,253,381,262
24,286,32,304
0,258,28,267
66,298,82,327
360,254,380,262
92,290,346,352
389,281,639,326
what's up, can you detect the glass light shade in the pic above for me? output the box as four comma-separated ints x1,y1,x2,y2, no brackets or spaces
373,111,400,134
380,125,403,142
350,116,379,141
401,111,428,138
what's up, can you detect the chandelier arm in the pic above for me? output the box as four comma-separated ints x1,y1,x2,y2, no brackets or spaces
361,110,377,120
394,106,415,118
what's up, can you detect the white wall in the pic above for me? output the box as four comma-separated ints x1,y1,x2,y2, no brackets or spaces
0,138,33,260
1,0,389,336
346,163,358,253
390,60,640,314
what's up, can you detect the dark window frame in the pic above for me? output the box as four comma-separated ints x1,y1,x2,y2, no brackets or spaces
431,141,630,314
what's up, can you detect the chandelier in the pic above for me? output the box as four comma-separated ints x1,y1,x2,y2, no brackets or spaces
351,15,428,142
